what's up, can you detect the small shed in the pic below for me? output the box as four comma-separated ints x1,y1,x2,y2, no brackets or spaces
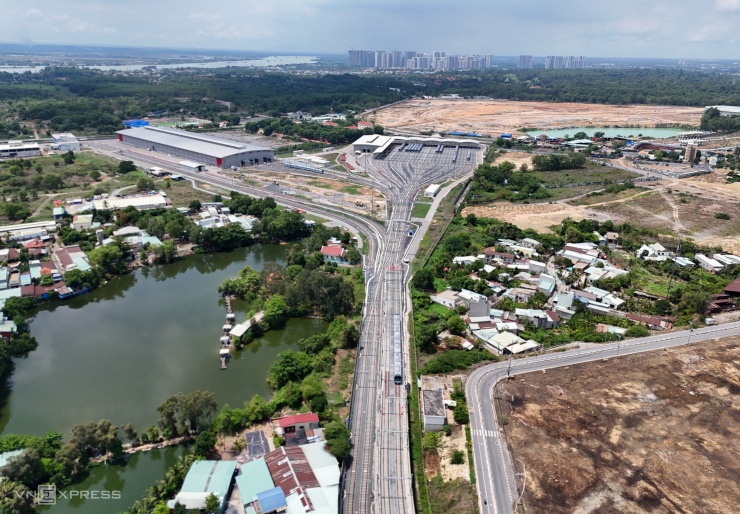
422,389,446,431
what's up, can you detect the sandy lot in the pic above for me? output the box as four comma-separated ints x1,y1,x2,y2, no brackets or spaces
499,340,739,514
462,202,600,233
373,100,703,136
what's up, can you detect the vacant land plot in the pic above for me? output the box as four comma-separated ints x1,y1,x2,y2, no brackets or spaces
373,100,703,136
499,340,739,514
589,190,740,252
462,202,596,233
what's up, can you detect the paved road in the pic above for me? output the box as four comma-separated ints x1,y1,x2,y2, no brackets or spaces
467,321,740,514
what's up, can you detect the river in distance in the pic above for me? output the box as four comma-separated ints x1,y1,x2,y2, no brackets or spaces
0,245,328,513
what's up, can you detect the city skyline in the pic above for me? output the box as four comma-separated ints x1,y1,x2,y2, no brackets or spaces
0,1,738,59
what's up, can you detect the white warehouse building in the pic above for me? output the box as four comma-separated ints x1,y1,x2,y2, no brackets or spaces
116,126,274,169
52,133,81,152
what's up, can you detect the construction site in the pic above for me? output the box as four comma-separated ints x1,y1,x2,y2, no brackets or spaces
497,340,739,514
372,100,705,136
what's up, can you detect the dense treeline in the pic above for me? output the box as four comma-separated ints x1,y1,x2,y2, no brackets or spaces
531,153,587,171
420,68,740,107
245,117,384,145
468,160,551,202
700,107,740,132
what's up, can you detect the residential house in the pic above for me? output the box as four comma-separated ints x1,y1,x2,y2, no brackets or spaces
713,254,740,266
626,313,674,330
262,442,340,514
504,285,538,304
528,260,547,275
167,460,237,514
707,294,737,313
537,274,556,296
672,256,695,268
431,290,463,309
723,277,740,297
593,232,607,246
483,249,515,264
321,245,347,263
605,232,620,246
485,331,526,354
72,214,96,231
636,243,670,261
0,316,17,339
52,245,91,273
519,238,540,249
452,256,478,266
515,308,549,328
272,413,320,437
507,340,542,355
695,254,723,273
467,296,490,318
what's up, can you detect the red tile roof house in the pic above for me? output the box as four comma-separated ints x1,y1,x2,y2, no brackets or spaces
272,413,320,436
320,245,347,263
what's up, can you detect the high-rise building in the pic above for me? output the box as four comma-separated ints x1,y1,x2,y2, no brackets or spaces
517,55,533,69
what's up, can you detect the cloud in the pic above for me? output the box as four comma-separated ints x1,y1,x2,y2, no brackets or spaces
715,0,740,11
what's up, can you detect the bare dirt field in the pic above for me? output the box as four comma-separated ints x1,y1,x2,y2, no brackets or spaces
498,340,739,514
373,100,703,136
461,202,597,233
497,338,740,514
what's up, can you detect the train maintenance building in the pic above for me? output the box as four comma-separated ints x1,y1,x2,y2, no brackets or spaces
116,126,274,168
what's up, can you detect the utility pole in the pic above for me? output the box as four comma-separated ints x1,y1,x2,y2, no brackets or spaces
507,352,513,377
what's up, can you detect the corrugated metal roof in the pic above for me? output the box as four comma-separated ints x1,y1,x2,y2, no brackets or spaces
257,487,287,513
180,460,236,496
265,446,320,496
117,126,271,158
236,458,274,505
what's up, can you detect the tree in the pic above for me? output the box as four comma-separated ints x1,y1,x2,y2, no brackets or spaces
345,246,361,265
263,294,288,330
324,421,351,460
573,131,588,140
194,430,216,457
154,240,178,264
87,243,126,275
136,177,155,191
453,404,469,424
446,314,467,336
625,325,650,338
188,200,202,212
411,268,435,291
118,161,137,174
268,351,312,388
204,493,220,514
62,150,76,165
451,450,465,464
89,170,101,181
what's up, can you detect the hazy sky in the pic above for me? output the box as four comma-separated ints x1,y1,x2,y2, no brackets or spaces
1,0,739,59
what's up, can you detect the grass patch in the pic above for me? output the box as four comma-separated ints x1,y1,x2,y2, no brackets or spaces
340,184,362,195
630,266,679,297
164,180,223,207
428,302,452,317
418,349,498,375
409,311,433,514
465,426,476,484
413,182,465,269
307,180,334,189
416,196,434,203
412,202,433,218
